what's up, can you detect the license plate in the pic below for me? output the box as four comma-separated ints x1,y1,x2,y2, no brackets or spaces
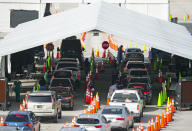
36,105,43,108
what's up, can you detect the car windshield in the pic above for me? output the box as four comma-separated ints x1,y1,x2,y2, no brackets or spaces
5,114,29,122
129,78,148,83
127,49,141,52
77,118,99,124
102,108,122,115
53,71,72,78
130,70,147,76
62,67,78,71
50,79,71,87
56,63,78,69
28,96,51,102
112,93,138,102
127,64,145,69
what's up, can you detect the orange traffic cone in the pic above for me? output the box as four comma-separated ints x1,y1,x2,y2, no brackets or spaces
166,109,169,122
136,126,139,131
19,104,24,111
164,112,167,126
155,116,158,131
90,91,93,103
172,99,175,113
87,106,91,114
169,107,173,121
161,113,165,128
151,118,154,131
0,116,3,126
132,128,135,131
147,120,151,131
85,87,89,103
157,115,161,130
106,92,110,105
140,122,144,131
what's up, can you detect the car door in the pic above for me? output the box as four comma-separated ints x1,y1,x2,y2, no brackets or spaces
101,116,110,131
124,107,133,128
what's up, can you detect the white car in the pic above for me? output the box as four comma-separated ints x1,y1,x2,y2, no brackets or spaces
100,105,134,130
25,91,62,123
109,89,144,122
74,114,111,131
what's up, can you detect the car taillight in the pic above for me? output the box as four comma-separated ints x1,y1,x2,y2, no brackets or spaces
24,123,32,127
74,124,80,127
144,92,150,94
125,68,128,71
77,73,80,78
70,75,73,79
137,105,140,111
140,54,144,57
116,118,125,120
51,96,54,109
95,125,102,128
64,96,72,99
52,75,54,78
126,54,129,57
3,123,8,126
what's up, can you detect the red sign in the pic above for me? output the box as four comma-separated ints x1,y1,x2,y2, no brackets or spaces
102,41,109,50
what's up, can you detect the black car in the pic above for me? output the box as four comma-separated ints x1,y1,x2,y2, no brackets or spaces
124,48,144,62
50,87,74,110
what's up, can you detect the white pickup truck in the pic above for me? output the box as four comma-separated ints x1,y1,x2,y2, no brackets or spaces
25,91,62,123
109,89,144,122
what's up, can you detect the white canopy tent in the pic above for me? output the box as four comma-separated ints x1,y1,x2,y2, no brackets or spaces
0,0,192,59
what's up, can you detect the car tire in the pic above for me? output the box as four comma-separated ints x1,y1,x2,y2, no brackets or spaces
53,114,58,123
58,110,62,119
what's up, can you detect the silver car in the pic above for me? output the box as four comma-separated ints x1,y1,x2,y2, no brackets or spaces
74,114,111,131
99,106,134,130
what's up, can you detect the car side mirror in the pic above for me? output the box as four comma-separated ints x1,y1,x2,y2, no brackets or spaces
107,120,111,123
131,111,134,114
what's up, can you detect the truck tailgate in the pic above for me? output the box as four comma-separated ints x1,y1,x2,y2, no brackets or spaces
109,102,139,113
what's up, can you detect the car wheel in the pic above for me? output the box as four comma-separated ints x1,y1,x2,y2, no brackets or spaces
58,110,62,119
53,114,58,123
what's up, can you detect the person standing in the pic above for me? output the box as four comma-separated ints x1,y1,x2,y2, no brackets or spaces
84,58,90,75
117,45,124,64
14,79,21,102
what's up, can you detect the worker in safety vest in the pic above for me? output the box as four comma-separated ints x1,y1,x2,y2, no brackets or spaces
14,79,21,102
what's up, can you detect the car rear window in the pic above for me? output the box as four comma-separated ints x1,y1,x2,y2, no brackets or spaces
127,49,141,52
128,83,147,90
53,71,72,78
76,118,99,124
102,108,122,114
28,96,51,102
112,93,138,102
127,64,145,69
129,78,148,83
50,79,72,87
50,88,71,97
130,70,147,76
63,67,78,71
5,114,29,122
56,63,78,69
